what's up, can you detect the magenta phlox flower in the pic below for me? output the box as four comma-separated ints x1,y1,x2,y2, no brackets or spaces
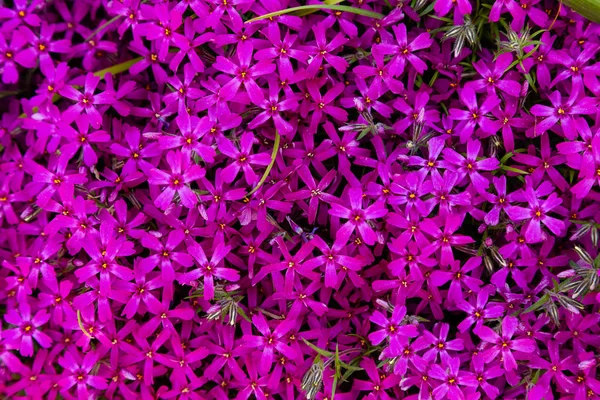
218,131,272,185
354,50,404,95
570,135,600,199
505,186,565,242
306,80,348,133
243,313,298,374
421,213,475,266
304,22,348,76
353,357,401,400
430,257,484,304
252,237,318,294
368,305,418,353
476,316,537,371
442,139,499,192
214,42,275,105
58,349,107,398
434,0,472,16
329,187,387,246
374,24,433,75
469,53,522,97
74,231,134,296
549,43,600,91
414,322,464,363
158,111,216,162
139,230,193,289
114,260,163,319
121,329,171,386
0,0,43,31
179,241,239,300
3,303,52,357
459,355,504,399
529,89,597,139
456,288,505,332
137,3,184,59
428,356,471,400
59,73,114,129
303,235,365,288
146,150,205,210
44,193,99,255
528,340,576,399
248,80,298,135
449,86,501,143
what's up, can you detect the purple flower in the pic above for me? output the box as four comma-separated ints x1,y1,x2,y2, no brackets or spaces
58,350,107,398
469,53,522,97
147,150,205,210
218,131,272,185
456,289,505,332
180,242,239,300
449,87,501,143
476,316,536,371
528,340,576,399
242,313,297,375
305,22,348,76
3,304,52,357
60,73,114,129
0,30,37,83
442,139,499,192
214,42,276,105
434,0,472,16
353,358,401,400
422,213,475,266
329,187,387,246
368,305,418,353
428,356,470,400
506,186,565,242
529,89,597,139
375,24,433,75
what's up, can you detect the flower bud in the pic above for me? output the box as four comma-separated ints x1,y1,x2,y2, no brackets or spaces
574,245,594,265
520,80,529,98
591,226,598,247
353,97,365,112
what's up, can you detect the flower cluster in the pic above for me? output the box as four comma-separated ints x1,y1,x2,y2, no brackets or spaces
1,0,600,399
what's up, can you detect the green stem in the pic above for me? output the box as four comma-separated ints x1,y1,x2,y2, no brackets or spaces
245,5,384,23
246,132,281,197
85,15,123,41
77,310,93,338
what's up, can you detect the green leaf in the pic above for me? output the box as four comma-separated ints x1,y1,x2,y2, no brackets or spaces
356,127,372,141
531,368,543,385
335,344,342,378
331,373,338,400
302,338,334,358
569,219,590,225
523,293,549,314
294,0,344,16
501,165,528,175
236,306,252,323
563,0,600,23
245,5,384,23
246,132,280,196
94,57,144,79
418,0,437,16
499,152,514,165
